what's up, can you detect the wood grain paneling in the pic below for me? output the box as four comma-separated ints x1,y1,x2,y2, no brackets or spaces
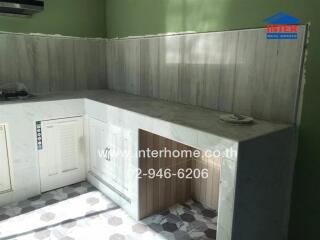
140,37,160,98
138,130,220,219
0,33,107,93
47,37,75,91
0,28,306,124
192,154,221,210
106,39,140,94
0,34,36,91
159,35,181,102
33,36,50,93
107,27,306,124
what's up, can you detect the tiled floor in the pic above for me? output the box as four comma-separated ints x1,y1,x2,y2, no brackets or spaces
143,200,217,240
0,182,217,240
0,182,96,221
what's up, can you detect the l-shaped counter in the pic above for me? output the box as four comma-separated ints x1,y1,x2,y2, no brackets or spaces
0,90,296,240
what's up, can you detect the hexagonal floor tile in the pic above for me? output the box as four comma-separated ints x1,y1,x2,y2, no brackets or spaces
148,223,163,233
132,223,148,234
108,216,123,226
62,186,75,194
180,213,195,222
160,210,170,216
45,199,59,206
205,228,217,239
60,237,75,240
53,192,68,201
86,197,100,206
21,206,36,214
5,206,22,216
174,230,192,240
0,214,10,221
40,212,56,222
191,201,205,211
30,199,46,207
189,231,205,239
27,195,41,201
67,192,80,198
34,229,51,240
188,220,208,232
87,186,96,192
160,231,176,240
40,193,54,201
182,203,192,210
202,209,217,218
162,222,178,232
109,233,126,240
81,182,92,188
74,186,87,194
166,213,181,224
17,200,32,208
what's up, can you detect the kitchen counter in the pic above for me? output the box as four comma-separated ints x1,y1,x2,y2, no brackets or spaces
0,89,292,142
0,89,297,238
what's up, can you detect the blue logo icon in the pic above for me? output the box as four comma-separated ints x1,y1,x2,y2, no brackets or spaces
264,12,300,39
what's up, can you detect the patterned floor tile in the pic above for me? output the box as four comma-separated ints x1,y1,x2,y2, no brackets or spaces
143,199,218,240
0,183,218,240
0,182,96,220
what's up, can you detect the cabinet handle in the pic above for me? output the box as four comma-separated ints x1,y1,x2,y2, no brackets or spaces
104,147,111,161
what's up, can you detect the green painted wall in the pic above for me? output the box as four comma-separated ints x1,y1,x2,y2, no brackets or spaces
0,0,319,238
0,0,106,37
106,1,320,239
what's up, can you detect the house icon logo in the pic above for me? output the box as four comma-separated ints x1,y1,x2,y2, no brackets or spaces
264,12,300,39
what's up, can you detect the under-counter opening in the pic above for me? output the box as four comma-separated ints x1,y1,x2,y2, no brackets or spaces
138,129,221,219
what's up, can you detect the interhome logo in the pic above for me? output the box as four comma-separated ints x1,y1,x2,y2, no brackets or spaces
264,12,300,39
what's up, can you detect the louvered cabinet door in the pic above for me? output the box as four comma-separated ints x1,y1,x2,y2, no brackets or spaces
38,117,85,192
0,124,12,194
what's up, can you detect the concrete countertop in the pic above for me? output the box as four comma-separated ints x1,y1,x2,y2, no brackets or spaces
0,89,292,142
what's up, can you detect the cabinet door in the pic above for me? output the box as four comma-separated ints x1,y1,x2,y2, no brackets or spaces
88,118,131,195
39,117,85,192
88,118,115,182
112,127,133,192
0,125,12,193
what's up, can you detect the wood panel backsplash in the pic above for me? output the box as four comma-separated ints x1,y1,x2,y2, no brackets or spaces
107,27,307,124
0,27,306,124
0,33,107,93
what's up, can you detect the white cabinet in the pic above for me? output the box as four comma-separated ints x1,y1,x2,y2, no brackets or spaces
38,117,85,192
0,124,12,194
88,118,133,199
88,118,115,183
